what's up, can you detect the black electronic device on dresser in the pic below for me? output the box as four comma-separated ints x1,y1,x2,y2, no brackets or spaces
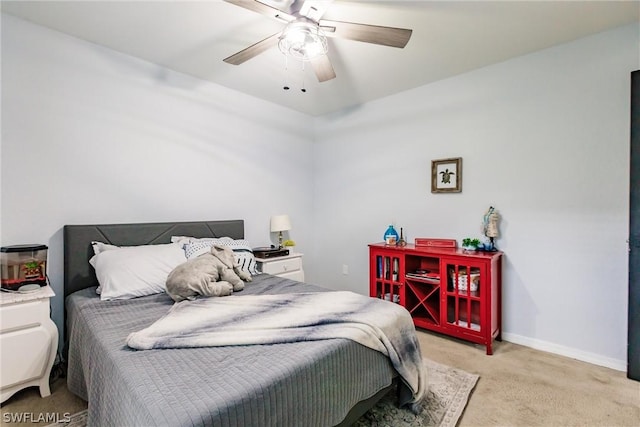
253,246,290,258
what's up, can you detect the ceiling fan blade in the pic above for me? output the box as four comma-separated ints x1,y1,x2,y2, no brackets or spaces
223,0,295,22
300,0,334,21
319,20,412,48
310,55,336,82
223,33,281,65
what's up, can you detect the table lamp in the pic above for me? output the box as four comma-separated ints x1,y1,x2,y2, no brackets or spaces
270,214,291,248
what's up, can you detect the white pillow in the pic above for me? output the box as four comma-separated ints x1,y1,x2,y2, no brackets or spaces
175,236,259,276
91,241,119,256
90,241,121,294
89,243,187,300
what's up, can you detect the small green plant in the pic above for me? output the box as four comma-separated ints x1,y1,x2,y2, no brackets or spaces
462,238,480,249
283,239,296,247
23,261,40,269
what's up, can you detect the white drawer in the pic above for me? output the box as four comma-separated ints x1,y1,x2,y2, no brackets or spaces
260,257,302,275
0,300,48,333
0,327,51,387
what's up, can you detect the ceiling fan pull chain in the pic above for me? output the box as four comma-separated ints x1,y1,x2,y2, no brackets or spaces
282,56,290,91
301,61,307,93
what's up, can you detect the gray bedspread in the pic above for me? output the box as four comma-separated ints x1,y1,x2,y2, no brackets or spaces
126,291,426,406
66,275,399,427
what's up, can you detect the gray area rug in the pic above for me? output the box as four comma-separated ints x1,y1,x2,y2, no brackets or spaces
355,359,479,427
46,359,478,427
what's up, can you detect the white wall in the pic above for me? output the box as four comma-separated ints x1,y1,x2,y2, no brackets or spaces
311,23,640,370
1,14,315,341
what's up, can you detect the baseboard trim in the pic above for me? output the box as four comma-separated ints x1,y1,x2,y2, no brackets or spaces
502,332,626,372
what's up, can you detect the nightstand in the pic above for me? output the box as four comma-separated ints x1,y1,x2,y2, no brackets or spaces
255,253,305,282
0,285,58,403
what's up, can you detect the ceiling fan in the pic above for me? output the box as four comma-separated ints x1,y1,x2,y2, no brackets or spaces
223,0,413,82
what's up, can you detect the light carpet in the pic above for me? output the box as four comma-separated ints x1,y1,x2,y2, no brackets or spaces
47,359,478,427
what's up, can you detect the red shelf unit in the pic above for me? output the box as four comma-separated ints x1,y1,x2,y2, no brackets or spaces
369,243,503,355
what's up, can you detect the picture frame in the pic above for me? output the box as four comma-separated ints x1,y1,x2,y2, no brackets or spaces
431,157,462,193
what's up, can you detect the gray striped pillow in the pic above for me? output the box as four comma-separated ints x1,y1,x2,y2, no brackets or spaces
180,237,259,276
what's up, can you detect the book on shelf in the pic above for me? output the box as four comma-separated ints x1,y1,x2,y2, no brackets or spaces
406,271,440,281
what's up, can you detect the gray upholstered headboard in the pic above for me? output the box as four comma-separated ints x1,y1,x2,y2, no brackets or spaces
63,220,244,298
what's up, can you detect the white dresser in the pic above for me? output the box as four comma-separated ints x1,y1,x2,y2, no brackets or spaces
255,253,304,282
0,285,58,403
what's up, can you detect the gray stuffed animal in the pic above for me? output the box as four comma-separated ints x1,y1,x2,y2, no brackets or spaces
165,245,252,302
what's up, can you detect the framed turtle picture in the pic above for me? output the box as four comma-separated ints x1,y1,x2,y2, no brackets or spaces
431,157,462,193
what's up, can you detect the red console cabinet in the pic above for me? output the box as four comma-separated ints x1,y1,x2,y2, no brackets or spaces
369,243,503,355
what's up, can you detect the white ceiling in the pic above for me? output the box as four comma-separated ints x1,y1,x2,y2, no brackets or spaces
2,1,639,116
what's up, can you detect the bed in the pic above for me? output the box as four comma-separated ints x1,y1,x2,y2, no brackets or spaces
63,220,422,426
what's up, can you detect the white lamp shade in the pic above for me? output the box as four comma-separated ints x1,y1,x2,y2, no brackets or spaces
270,215,292,232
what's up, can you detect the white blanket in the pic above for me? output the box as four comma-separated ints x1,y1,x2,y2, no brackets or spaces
127,291,427,405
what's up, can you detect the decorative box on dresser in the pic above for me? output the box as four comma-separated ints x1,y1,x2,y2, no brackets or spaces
255,253,305,282
369,243,503,355
0,285,58,403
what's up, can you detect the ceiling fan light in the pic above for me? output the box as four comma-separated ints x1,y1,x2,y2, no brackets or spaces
278,21,328,61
